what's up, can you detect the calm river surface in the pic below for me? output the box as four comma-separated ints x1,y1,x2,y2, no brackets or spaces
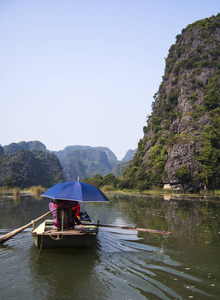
0,193,220,300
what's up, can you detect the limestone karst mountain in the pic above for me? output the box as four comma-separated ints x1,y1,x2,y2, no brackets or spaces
0,141,134,187
0,148,63,188
53,145,118,181
121,14,220,192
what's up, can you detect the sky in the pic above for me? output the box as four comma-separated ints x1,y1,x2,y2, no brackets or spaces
0,1,219,160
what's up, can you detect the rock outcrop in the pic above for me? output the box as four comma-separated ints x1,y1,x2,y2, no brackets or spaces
121,14,220,192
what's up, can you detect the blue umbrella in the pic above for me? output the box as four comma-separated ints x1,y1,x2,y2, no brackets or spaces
41,181,109,202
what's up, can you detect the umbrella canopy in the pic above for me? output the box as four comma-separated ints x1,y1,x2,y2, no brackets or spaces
41,181,109,202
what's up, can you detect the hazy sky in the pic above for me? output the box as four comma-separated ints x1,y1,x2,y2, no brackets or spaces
0,1,219,160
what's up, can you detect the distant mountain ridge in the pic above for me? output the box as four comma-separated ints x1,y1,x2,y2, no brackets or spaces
111,149,137,177
3,141,46,154
54,145,118,166
53,145,118,181
120,149,136,163
0,141,136,187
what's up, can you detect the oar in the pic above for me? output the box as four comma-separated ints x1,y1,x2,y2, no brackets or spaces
0,211,51,244
93,223,171,235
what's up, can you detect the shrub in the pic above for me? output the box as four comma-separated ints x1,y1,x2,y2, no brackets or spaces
143,126,148,134
203,125,220,147
167,89,179,105
29,185,45,197
203,75,220,110
103,174,118,187
175,165,191,183
151,134,158,146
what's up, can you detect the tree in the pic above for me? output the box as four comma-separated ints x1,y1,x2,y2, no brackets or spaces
175,166,191,183
103,174,118,187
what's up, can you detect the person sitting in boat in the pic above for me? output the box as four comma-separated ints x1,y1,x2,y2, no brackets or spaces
72,201,81,225
49,200,76,229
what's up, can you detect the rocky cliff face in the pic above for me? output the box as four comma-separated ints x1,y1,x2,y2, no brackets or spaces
54,145,118,181
122,14,220,192
0,149,63,188
3,141,46,154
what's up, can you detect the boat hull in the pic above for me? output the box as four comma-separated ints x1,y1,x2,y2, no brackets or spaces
31,220,98,249
32,232,97,249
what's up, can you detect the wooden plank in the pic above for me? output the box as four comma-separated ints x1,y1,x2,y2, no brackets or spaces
33,221,46,234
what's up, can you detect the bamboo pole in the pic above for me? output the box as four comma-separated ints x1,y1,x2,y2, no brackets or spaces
0,211,51,244
94,223,172,235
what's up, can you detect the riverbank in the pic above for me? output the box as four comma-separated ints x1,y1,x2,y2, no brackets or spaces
105,190,220,203
104,187,220,196
0,186,46,199
1,185,219,200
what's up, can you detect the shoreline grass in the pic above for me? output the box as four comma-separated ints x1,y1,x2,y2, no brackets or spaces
0,185,219,200
103,187,220,199
0,186,46,198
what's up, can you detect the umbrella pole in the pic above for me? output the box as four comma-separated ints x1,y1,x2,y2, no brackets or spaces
61,210,64,231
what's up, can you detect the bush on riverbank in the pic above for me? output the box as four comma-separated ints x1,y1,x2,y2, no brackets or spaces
0,185,46,198
27,185,46,197
0,181,219,200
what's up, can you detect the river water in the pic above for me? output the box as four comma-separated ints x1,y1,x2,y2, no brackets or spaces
0,193,220,300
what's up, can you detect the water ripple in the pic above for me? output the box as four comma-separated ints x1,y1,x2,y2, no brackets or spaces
0,225,218,300
95,227,214,299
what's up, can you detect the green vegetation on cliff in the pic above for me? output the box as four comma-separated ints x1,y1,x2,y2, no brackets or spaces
0,149,63,188
3,141,46,154
54,145,118,181
121,14,220,192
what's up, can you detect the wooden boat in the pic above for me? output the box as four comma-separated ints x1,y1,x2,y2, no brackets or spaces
31,219,98,249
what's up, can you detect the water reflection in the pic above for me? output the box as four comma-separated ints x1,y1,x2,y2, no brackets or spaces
29,246,108,300
29,228,188,300
0,194,220,299
108,194,220,245
0,196,50,229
